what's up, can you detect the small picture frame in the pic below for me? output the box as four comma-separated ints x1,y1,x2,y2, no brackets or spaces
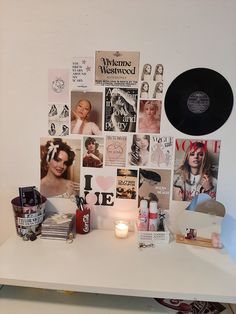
185,228,197,240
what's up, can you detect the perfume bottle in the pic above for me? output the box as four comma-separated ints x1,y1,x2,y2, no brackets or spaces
148,201,158,231
138,199,149,231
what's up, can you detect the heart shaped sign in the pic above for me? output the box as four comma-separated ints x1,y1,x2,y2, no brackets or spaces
96,176,114,191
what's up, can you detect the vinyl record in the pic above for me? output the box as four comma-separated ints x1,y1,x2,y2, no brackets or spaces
164,68,234,135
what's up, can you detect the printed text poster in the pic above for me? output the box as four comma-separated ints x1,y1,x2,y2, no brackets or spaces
95,51,140,87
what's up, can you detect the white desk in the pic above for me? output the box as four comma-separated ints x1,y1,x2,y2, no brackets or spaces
0,230,236,303
0,286,167,314
0,286,232,314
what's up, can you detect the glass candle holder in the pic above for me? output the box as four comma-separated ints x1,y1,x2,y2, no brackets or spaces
114,220,129,239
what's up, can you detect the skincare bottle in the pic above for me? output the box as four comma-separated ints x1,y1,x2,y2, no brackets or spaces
138,199,149,231
148,201,158,231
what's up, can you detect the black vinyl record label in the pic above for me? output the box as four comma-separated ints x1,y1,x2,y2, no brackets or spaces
164,68,234,135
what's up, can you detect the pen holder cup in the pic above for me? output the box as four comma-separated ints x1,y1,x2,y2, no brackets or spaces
76,207,90,234
11,196,47,237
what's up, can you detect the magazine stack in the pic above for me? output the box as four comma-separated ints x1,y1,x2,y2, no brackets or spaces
41,214,74,240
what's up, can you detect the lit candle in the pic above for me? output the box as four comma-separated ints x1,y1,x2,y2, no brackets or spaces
115,221,129,239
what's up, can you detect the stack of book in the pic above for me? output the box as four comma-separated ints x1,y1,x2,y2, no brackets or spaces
41,213,74,240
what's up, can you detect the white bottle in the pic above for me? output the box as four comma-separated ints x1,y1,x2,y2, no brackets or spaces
138,199,149,231
148,201,158,231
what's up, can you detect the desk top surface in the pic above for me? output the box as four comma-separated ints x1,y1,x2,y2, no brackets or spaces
0,230,236,303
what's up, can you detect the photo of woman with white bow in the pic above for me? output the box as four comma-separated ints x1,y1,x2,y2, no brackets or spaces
40,138,80,199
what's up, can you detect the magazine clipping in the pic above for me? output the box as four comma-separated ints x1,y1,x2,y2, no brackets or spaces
82,136,104,168
48,104,70,136
104,87,138,132
127,134,150,167
116,168,137,200
173,138,221,202
150,136,174,168
138,168,171,210
40,137,81,199
140,63,164,101
70,91,103,135
105,135,127,167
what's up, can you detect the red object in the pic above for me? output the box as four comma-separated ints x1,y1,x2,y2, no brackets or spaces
149,212,158,219
76,207,90,234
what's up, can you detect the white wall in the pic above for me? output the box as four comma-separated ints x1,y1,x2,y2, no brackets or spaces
1,0,236,244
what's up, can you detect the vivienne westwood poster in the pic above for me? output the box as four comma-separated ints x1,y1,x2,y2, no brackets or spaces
95,51,140,87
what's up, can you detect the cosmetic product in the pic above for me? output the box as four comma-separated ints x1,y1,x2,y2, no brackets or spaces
138,199,149,231
148,201,158,231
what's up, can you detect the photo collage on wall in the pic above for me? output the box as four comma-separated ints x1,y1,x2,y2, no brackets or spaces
43,50,221,219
